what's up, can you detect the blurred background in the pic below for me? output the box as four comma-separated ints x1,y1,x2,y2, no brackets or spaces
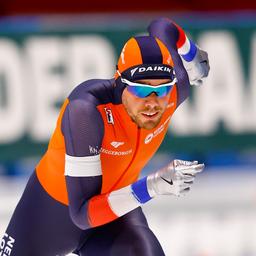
1,0,256,255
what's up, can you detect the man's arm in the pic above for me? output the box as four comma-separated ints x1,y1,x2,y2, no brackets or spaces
171,20,210,86
62,98,141,229
148,18,210,103
65,154,204,229
86,159,204,227
62,98,104,230
62,98,204,230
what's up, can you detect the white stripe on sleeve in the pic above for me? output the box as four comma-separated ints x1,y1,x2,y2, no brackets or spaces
107,186,141,217
65,154,102,177
177,36,191,55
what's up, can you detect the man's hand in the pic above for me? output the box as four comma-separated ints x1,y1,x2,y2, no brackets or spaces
181,47,210,86
147,159,204,197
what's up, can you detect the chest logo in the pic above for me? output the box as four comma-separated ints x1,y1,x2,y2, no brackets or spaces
110,141,124,148
104,107,114,124
144,117,171,144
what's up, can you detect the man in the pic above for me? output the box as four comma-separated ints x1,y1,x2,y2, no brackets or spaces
0,17,209,255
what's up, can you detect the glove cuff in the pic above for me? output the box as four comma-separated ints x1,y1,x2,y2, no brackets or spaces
146,174,158,198
131,176,153,203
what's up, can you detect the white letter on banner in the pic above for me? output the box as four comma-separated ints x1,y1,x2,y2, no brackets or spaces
195,32,246,134
25,37,66,142
0,39,26,143
171,32,246,135
67,36,116,88
243,33,256,131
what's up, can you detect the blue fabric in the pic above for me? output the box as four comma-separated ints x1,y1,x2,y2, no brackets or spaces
148,18,191,106
78,208,164,256
2,173,164,255
1,172,91,255
62,79,119,157
66,175,102,230
181,39,197,62
131,177,152,204
62,99,104,157
135,36,163,64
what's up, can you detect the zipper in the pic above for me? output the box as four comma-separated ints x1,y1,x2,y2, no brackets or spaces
128,127,141,168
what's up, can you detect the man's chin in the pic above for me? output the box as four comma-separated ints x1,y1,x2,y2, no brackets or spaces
141,122,159,130
136,118,161,130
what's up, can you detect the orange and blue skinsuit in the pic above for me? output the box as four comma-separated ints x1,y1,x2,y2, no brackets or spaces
0,18,198,256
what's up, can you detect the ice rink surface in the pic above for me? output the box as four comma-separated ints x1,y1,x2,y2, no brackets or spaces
1,167,256,256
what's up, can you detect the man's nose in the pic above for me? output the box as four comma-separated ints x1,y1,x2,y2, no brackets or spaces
144,93,159,108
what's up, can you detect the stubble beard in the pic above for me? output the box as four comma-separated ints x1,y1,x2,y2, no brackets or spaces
122,96,164,130
134,112,162,130
128,107,163,130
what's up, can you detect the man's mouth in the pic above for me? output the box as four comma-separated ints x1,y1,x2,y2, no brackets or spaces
141,111,159,119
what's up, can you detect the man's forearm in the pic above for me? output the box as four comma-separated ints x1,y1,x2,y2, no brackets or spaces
148,17,210,86
148,18,197,61
66,175,150,230
87,177,151,227
87,159,204,228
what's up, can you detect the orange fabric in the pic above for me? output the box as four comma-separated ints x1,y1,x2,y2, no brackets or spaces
116,37,143,74
115,36,174,79
98,85,177,193
88,194,118,227
156,38,174,67
36,85,178,207
36,98,69,205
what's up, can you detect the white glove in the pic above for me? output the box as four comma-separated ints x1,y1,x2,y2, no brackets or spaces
181,47,210,86
147,159,204,197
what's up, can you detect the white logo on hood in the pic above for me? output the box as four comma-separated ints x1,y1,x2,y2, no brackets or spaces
130,67,139,77
130,66,172,77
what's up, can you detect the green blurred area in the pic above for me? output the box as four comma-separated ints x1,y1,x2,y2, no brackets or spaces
0,14,256,164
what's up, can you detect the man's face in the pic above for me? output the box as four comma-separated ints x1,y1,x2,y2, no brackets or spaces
122,79,172,130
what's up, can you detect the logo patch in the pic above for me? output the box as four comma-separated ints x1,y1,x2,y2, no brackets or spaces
167,102,175,109
104,108,114,124
144,117,171,144
161,176,173,185
130,67,139,77
101,148,132,156
89,145,101,155
130,65,172,77
144,133,154,144
0,233,15,255
110,141,124,148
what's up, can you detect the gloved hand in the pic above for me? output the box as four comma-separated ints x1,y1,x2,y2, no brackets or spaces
147,159,204,197
181,47,210,86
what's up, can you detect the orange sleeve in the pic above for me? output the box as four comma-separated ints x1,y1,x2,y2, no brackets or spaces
87,193,118,227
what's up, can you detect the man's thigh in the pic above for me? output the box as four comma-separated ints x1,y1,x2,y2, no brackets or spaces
78,207,165,256
0,171,85,256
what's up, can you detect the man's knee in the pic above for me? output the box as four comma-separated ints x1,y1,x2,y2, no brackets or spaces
112,225,165,256
79,225,165,256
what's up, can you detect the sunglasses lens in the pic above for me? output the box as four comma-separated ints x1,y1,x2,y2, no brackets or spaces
127,85,172,98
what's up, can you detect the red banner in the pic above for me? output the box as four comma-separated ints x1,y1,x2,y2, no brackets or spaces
1,0,256,15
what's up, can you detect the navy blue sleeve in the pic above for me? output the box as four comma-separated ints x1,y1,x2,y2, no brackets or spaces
65,176,102,230
62,99,104,157
61,97,104,229
148,18,190,106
